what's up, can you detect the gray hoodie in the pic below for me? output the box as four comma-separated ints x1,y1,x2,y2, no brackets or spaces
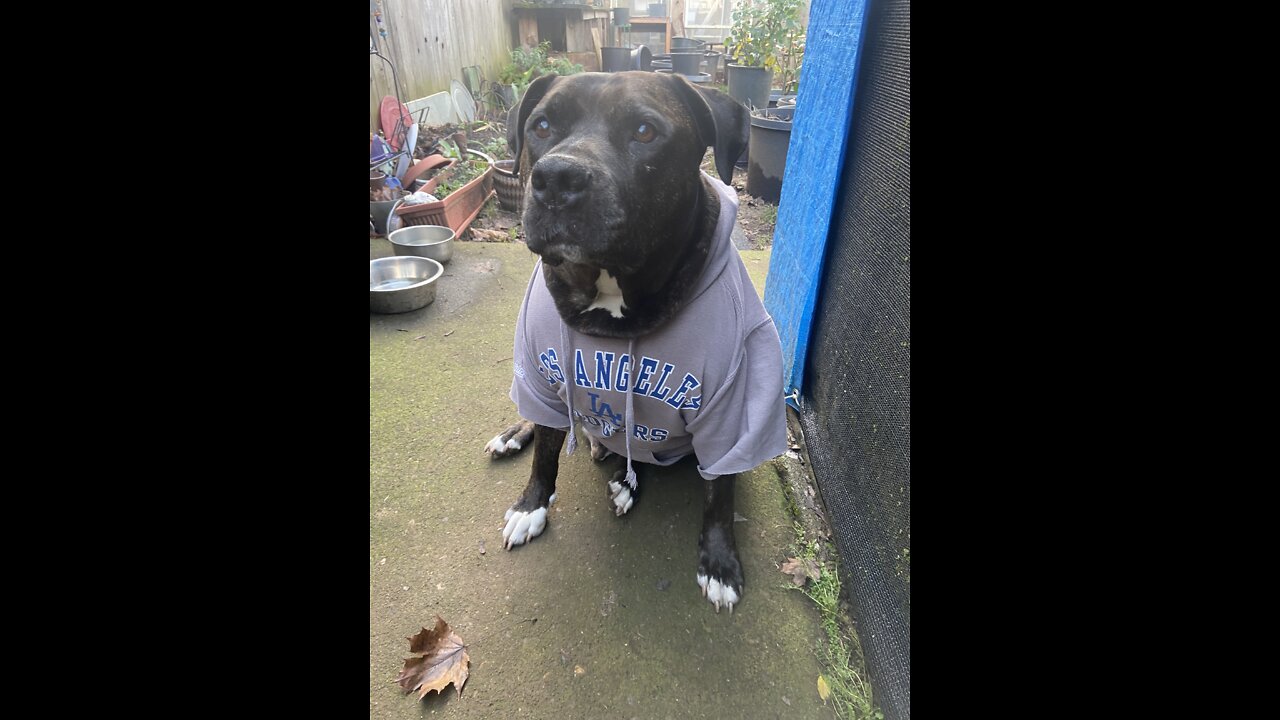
510,173,786,480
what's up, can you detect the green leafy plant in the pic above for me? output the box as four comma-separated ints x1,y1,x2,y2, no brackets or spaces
776,16,805,93
793,567,885,720
496,41,584,97
436,137,462,161
481,136,510,161
725,0,805,88
761,203,779,227
431,140,486,199
497,44,542,85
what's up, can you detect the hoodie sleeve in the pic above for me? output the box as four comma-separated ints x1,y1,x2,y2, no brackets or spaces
686,317,789,478
509,291,571,430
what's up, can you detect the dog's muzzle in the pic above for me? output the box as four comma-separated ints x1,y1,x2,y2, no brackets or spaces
530,155,593,211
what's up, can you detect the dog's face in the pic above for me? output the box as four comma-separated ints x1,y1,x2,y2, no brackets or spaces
515,72,705,271
511,72,748,337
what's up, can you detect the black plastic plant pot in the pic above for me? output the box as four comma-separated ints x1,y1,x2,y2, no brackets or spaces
670,51,703,76
746,106,794,204
612,7,630,26
671,37,705,50
631,45,653,71
602,46,634,73
701,51,721,76
727,64,773,112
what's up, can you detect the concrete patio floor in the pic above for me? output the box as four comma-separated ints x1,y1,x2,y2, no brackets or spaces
370,236,834,719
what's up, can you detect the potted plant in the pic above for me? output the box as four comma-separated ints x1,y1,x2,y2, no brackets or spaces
395,139,496,236
477,136,525,214
497,41,585,101
724,0,804,111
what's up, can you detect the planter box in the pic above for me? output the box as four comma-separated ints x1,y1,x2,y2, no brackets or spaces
395,150,495,236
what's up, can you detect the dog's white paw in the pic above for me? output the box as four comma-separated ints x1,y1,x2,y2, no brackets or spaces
607,479,634,516
485,421,535,459
502,493,556,550
485,434,523,457
697,573,741,614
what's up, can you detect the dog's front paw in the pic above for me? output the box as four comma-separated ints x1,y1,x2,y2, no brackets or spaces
501,492,557,549
485,420,535,459
697,528,744,614
607,471,637,516
696,572,741,614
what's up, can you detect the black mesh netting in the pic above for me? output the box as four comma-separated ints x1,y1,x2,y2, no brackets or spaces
799,0,910,718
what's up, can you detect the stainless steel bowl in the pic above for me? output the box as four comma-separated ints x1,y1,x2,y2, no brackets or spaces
369,256,444,314
388,224,455,264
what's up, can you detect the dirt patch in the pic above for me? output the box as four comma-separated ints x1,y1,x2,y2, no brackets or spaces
468,204,524,243
701,153,779,250
416,121,511,163
729,179,780,250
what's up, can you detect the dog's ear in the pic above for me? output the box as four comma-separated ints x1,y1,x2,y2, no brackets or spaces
669,75,750,186
511,73,561,176
506,101,521,156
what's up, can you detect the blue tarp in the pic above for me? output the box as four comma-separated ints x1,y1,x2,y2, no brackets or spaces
764,0,871,408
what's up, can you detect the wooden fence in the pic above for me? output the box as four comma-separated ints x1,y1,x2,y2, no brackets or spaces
370,0,516,133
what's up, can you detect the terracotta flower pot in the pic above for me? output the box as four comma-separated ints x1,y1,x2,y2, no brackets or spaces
401,153,452,189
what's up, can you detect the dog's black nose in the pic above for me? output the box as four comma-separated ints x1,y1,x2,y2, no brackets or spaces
531,156,592,209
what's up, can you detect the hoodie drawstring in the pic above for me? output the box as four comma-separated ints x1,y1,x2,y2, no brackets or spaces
560,319,577,456
622,337,637,490
560,323,636,492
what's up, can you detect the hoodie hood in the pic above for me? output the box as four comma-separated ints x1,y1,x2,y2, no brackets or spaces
686,171,740,304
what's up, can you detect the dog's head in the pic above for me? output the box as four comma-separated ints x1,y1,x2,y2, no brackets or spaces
511,71,748,274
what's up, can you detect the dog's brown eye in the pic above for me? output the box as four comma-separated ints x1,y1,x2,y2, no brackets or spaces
533,118,551,139
633,123,655,143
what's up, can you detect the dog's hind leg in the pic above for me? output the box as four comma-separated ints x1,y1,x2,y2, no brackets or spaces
587,434,615,462
485,419,536,459
502,424,565,550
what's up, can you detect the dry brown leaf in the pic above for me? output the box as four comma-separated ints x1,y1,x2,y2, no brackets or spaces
469,228,510,243
780,557,820,586
395,616,470,699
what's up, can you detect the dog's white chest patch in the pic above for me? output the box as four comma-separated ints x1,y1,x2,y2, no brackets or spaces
583,270,627,318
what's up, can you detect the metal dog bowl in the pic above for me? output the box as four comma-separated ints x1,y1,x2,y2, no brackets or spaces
370,256,444,314
388,224,455,264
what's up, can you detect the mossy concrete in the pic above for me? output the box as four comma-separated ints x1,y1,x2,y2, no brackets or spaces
371,239,832,719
